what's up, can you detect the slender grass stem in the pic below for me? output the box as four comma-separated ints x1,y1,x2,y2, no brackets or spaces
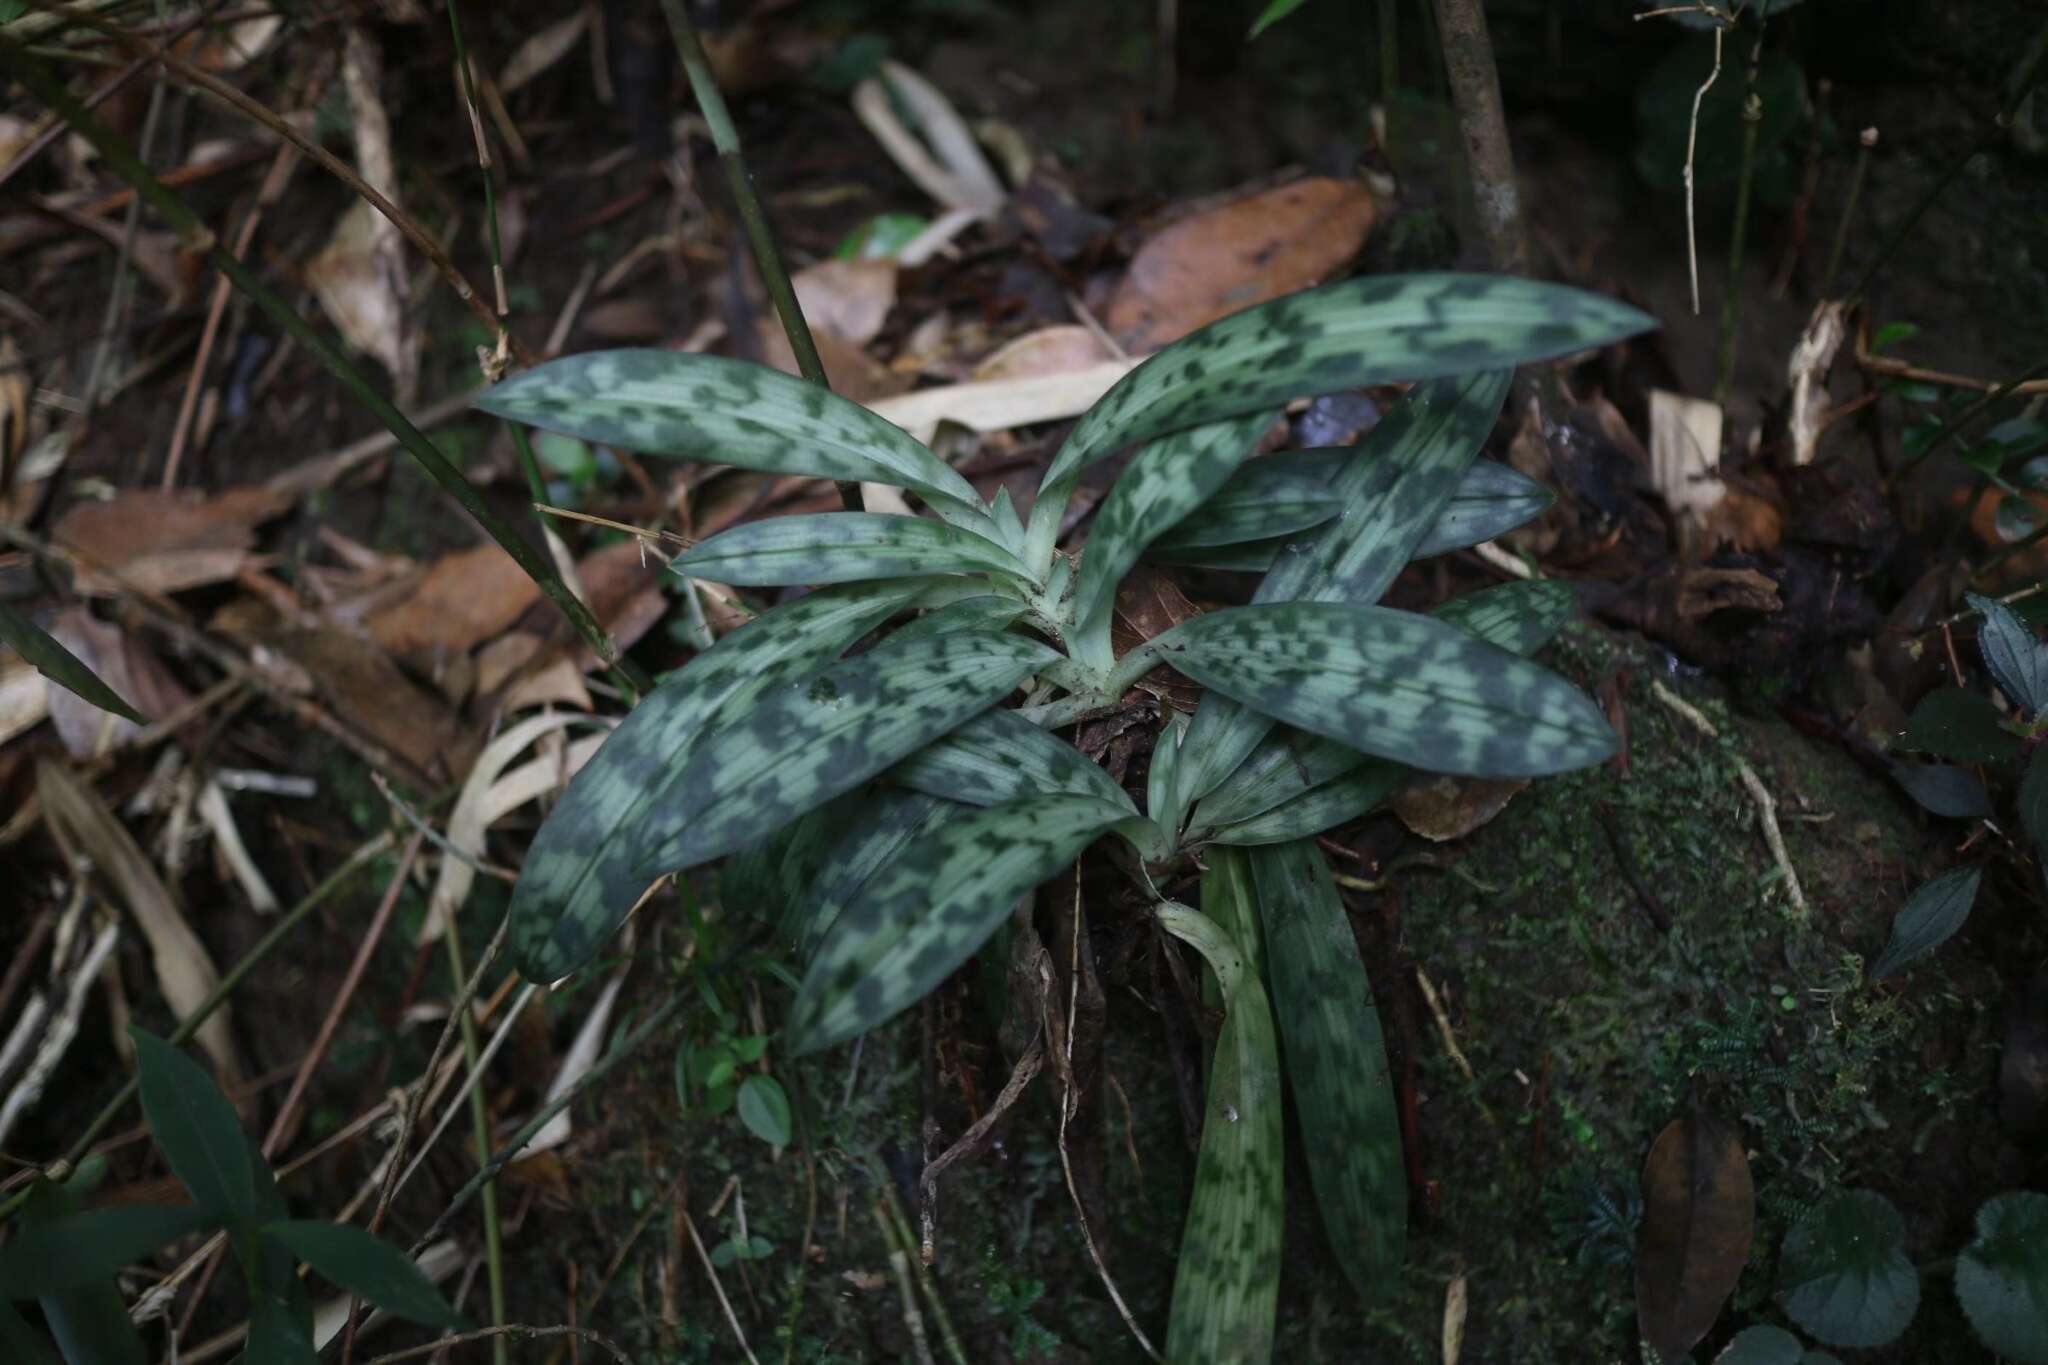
440,915,510,1365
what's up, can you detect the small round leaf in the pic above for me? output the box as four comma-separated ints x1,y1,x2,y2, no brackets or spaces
1778,1190,1919,1348
737,1075,793,1147
1955,1191,2048,1364
1714,1324,1804,1364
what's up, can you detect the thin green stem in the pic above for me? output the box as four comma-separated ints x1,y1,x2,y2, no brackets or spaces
1819,128,1874,298
1713,55,1763,406
1895,354,2048,477
877,1180,969,1365
655,0,860,514
440,916,509,1365
0,34,650,697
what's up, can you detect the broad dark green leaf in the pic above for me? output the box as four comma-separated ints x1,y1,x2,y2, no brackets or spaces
1041,274,1654,487
0,602,145,724
1070,412,1277,646
723,794,864,950
736,1075,793,1147
1160,603,1613,778
1873,865,1982,979
1146,454,1346,553
1190,580,1578,840
632,629,1058,876
1246,840,1402,1302
15,1178,150,1365
1970,592,2048,717
510,581,924,981
1146,710,1193,850
130,1026,259,1219
1158,900,1282,1365
1900,686,2020,764
1172,371,1513,811
1715,1325,1806,1365
0,1205,213,1298
0,1303,60,1365
239,1228,315,1365
672,513,1032,588
1890,761,1991,819
1409,458,1554,558
890,706,1134,812
475,351,983,513
1955,1191,2048,1364
787,792,963,961
886,594,1024,643
1779,1190,1919,1348
1209,760,1407,846
265,1221,465,1329
789,795,1133,1054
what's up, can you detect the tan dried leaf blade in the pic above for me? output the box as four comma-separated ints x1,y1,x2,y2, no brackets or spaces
55,485,290,595
1635,1113,1755,1364
1391,775,1529,842
366,544,542,657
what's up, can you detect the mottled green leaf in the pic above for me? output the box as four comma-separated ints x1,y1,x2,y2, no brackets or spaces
510,581,925,981
672,513,1032,588
1070,412,1276,648
1146,709,1193,850
634,629,1058,877
264,1221,466,1329
789,795,1133,1054
0,601,144,724
0,1205,213,1298
1042,274,1654,487
788,792,964,962
1900,686,2020,764
1209,760,1407,846
1160,602,1614,778
886,594,1025,643
1779,1190,1919,1348
1969,592,2048,716
723,793,864,949
1147,454,1346,554
1890,761,1990,819
130,1026,259,1219
1190,581,1576,839
1246,840,1402,1301
1873,865,1982,979
475,350,983,513
1411,458,1554,557
736,1075,794,1147
891,706,1135,812
1956,1191,2048,1364
1714,1325,1805,1365
1158,899,1282,1365
1172,371,1513,810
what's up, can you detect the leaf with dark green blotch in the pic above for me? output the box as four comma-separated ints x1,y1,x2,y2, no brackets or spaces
788,792,963,963
632,630,1059,880
2022,748,2048,868
475,351,983,513
1714,1325,1806,1365
510,581,925,982
1890,761,1991,819
264,1221,466,1329
788,795,1134,1054
1410,458,1555,557
1146,710,1193,853
14,1179,150,1365
887,594,1025,643
1970,592,2048,717
1779,1190,1919,1348
1873,865,1983,979
737,1075,793,1147
1158,900,1283,1365
1159,602,1614,779
1956,1191,2048,1364
1071,412,1276,647
0,1304,61,1365
1041,275,1654,488
724,794,864,950
1900,686,2021,764
130,1026,259,1218
1145,451,1346,554
1245,840,1402,1302
0,1205,213,1298
1192,580,1577,841
0,602,144,724
672,513,1033,588
891,706,1134,812
1636,1114,1755,1364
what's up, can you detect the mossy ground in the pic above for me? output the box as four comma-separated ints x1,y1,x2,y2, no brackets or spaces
526,623,2020,1362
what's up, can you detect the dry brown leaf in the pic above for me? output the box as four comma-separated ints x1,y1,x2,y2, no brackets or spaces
1391,775,1529,842
56,484,290,595
792,258,897,347
422,712,590,941
306,199,417,397
866,358,1139,444
1635,1114,1753,1364
1106,177,1377,352
758,323,908,404
1787,299,1846,468
1970,485,2048,585
175,13,282,73
44,610,190,757
35,760,240,1083
1110,565,1204,709
498,9,588,95
972,325,1118,382
366,544,541,657
581,297,667,342
1699,489,1783,554
0,657,49,747
1674,567,1782,621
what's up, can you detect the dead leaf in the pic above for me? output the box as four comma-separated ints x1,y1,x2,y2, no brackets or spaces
1699,489,1783,554
499,8,588,95
422,712,590,941
866,358,1139,444
1787,300,1846,468
55,484,290,595
580,297,667,342
36,761,241,1084
366,544,541,657
1442,1268,1468,1365
1635,1113,1754,1364
175,13,282,73
306,199,417,398
1649,389,1726,538
1674,567,1783,621
758,324,907,404
1392,775,1529,842
0,657,49,746
792,258,897,347
44,611,191,757
1110,565,1204,709
1106,177,1377,352
973,325,1117,382
2002,967,2048,1135
851,60,1006,220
